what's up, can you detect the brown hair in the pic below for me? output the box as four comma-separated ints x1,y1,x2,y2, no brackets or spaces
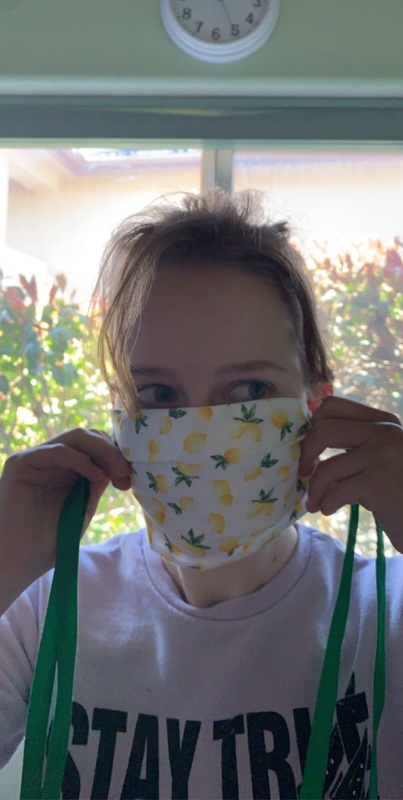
91,187,334,418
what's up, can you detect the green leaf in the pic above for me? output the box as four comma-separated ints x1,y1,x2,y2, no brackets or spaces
51,363,76,387
169,408,187,418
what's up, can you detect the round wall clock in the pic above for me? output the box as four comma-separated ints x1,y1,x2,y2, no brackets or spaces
160,0,280,63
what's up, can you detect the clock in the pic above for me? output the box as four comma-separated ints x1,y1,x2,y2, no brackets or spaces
160,0,280,63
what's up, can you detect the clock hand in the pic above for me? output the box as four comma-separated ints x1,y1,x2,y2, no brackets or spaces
217,0,233,28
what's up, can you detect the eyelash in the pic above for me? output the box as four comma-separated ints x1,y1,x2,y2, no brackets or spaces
136,380,275,405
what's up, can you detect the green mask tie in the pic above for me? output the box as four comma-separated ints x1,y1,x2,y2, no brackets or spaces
19,479,386,800
300,504,386,799
20,476,90,800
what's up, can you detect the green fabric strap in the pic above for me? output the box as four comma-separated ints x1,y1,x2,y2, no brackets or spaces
20,476,90,800
300,504,386,799
19,489,386,800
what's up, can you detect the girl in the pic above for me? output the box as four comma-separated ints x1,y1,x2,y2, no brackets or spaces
0,188,402,799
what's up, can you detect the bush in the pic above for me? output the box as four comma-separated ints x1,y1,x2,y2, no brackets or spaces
0,271,143,544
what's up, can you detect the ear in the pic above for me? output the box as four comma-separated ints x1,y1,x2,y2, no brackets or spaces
307,382,333,414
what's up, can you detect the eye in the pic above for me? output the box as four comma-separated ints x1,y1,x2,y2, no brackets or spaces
226,381,273,403
137,384,176,407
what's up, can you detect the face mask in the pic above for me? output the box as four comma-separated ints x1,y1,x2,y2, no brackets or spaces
111,397,311,569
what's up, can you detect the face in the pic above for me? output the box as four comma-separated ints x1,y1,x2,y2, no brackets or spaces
126,263,308,410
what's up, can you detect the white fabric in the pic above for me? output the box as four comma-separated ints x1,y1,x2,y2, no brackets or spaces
1,523,403,799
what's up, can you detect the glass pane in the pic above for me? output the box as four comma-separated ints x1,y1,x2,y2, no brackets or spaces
234,149,403,556
0,147,201,543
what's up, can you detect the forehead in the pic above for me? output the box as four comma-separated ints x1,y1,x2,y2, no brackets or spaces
127,263,301,372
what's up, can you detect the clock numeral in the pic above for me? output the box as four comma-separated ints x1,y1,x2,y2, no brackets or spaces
182,7,191,20
245,12,254,24
211,26,221,40
231,23,240,37
195,21,203,34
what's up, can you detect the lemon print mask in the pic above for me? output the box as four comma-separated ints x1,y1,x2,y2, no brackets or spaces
111,398,312,570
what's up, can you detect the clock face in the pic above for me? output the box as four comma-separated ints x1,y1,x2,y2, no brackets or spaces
161,0,280,63
168,0,271,45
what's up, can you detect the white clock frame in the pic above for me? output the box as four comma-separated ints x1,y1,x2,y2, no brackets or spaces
160,0,281,63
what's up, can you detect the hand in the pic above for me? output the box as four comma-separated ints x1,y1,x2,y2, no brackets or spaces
0,428,133,608
298,396,403,552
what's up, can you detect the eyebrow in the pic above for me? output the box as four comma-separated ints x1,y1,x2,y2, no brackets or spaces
130,360,288,378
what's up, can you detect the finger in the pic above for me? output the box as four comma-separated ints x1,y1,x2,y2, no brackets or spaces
305,451,363,513
313,475,370,516
310,395,401,426
10,443,107,485
299,419,400,476
47,428,132,480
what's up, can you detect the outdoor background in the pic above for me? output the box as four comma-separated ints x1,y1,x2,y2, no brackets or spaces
0,146,402,556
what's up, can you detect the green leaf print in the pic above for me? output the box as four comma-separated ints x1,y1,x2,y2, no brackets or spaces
252,488,278,505
280,421,294,441
146,471,158,492
164,533,175,552
181,529,211,551
168,408,187,418
167,502,183,515
134,413,148,434
296,479,306,492
171,467,200,487
290,508,299,521
210,454,229,470
260,453,279,469
233,403,264,424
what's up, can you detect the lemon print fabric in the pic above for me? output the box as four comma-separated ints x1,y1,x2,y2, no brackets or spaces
111,397,312,570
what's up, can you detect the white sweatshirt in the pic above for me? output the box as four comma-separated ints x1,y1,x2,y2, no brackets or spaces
1,522,403,799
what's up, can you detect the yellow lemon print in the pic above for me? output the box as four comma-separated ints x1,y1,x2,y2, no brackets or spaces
242,540,253,554
150,498,166,526
122,446,132,461
183,432,207,453
246,502,275,519
148,439,159,461
290,443,300,462
155,474,167,493
181,530,211,555
230,420,263,441
244,466,262,481
179,496,194,511
197,406,213,422
159,416,172,435
271,410,294,441
213,479,234,507
208,513,226,534
276,465,290,483
219,538,240,556
223,448,243,465
213,479,231,494
176,462,203,477
163,533,184,556
271,410,289,429
146,471,167,493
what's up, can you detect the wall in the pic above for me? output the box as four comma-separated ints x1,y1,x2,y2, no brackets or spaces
0,0,402,97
